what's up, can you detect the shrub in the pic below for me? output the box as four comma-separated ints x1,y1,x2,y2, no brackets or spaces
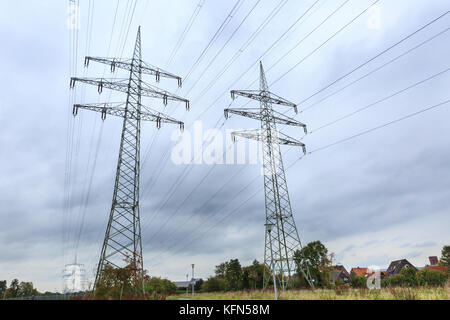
383,267,418,288
383,274,405,287
416,269,448,287
350,274,367,288
144,277,177,296
202,277,227,292
399,267,418,286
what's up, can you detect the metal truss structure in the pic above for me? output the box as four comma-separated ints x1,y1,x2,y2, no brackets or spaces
224,62,313,289
70,27,189,291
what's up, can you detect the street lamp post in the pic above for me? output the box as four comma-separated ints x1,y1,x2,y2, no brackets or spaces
191,264,195,298
265,223,278,300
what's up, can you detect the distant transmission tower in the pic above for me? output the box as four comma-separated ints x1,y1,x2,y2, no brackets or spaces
69,27,190,291
224,62,313,289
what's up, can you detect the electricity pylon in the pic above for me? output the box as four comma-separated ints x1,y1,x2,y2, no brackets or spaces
224,62,313,289
69,27,190,291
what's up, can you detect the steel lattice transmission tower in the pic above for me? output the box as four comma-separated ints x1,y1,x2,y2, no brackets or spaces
69,27,190,290
224,62,313,289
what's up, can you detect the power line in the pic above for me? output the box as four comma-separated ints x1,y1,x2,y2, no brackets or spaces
199,0,322,101
182,0,263,98
73,122,104,258
72,0,97,258
139,0,250,192
102,0,120,78
143,0,299,182
192,0,293,103
146,167,263,267
196,0,349,119
140,116,226,232
302,28,450,112
143,143,234,246
299,10,450,110
146,148,300,268
183,0,245,83
268,0,382,87
64,0,81,267
140,0,258,175
307,98,450,154
311,67,450,133
140,1,375,260
166,0,207,68
119,0,139,59
65,0,89,263
150,162,250,252
146,97,450,268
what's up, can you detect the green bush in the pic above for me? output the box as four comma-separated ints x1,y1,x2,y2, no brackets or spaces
144,277,177,296
399,267,418,286
202,277,227,292
350,274,367,288
383,267,418,288
416,269,448,287
383,274,402,287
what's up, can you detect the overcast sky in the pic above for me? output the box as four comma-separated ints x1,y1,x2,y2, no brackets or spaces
0,0,449,292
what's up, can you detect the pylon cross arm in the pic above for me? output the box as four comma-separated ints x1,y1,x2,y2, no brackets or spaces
70,77,190,110
231,129,306,153
142,82,190,110
73,102,184,131
230,90,298,113
85,56,183,87
225,108,307,134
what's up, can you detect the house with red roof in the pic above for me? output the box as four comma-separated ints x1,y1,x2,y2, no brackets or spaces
350,267,369,278
423,256,449,273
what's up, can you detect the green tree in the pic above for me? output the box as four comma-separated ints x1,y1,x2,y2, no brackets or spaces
440,245,450,266
293,241,332,288
225,259,243,291
194,279,204,292
0,281,6,299
93,255,149,299
215,262,228,278
5,279,20,299
242,260,265,290
17,282,39,297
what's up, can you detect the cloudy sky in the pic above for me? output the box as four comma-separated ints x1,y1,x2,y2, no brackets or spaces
0,0,449,292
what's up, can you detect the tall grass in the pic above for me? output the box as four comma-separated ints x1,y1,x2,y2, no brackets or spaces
169,285,450,300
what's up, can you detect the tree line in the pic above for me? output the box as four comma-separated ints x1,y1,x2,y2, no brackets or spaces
0,279,41,299
201,242,450,292
2,244,448,299
201,240,335,291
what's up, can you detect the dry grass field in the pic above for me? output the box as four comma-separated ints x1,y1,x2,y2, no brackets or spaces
168,285,450,300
